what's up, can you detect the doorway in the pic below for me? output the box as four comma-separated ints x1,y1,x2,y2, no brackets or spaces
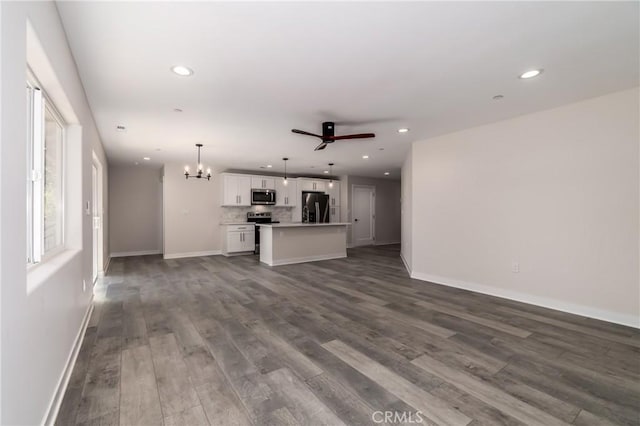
92,153,104,283
352,185,375,246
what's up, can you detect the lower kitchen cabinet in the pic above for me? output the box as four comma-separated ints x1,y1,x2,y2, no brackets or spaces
222,224,255,255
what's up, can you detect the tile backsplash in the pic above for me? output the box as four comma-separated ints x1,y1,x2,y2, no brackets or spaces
221,206,294,223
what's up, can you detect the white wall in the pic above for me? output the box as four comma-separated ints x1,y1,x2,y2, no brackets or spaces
109,166,162,255
401,147,413,271
345,175,402,246
163,163,222,258
0,2,108,424
408,88,639,327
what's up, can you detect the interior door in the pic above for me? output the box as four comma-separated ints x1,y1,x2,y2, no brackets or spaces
92,163,99,282
352,185,375,246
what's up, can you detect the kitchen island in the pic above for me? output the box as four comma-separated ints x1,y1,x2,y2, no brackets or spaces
257,223,350,266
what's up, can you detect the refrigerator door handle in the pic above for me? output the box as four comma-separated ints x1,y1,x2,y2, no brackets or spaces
323,199,329,222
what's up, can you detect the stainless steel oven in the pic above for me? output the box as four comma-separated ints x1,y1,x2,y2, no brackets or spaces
251,189,276,205
247,212,279,254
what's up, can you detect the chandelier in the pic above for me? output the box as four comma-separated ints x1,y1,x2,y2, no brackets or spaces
184,143,211,180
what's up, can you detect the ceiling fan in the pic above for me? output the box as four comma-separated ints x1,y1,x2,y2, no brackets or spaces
292,121,375,151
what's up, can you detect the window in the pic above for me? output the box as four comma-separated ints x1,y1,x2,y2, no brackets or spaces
27,75,65,264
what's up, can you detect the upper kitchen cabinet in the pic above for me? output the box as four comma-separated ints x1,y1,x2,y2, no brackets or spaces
251,176,275,190
275,178,297,207
299,178,326,192
221,173,251,206
326,182,340,207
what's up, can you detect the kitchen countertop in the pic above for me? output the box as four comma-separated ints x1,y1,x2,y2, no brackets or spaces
256,222,351,228
220,222,255,226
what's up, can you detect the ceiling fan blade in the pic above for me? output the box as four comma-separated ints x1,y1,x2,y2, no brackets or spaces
314,142,328,151
292,129,323,138
329,133,376,141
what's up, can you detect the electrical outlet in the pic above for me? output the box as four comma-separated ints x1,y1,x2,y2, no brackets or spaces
511,262,520,273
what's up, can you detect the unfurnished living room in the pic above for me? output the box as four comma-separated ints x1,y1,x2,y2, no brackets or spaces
1,1,639,425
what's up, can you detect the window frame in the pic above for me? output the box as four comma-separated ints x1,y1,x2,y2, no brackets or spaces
27,70,67,265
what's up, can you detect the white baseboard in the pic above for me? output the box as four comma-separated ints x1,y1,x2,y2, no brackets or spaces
110,250,162,258
400,253,411,275
43,296,94,426
411,271,640,329
375,241,401,246
221,251,255,257
263,253,346,266
163,250,221,260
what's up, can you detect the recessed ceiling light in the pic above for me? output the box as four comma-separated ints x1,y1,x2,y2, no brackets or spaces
493,95,504,100
323,170,329,174
519,69,543,79
143,157,151,161
116,125,126,131
173,108,183,112
266,165,273,168
171,65,194,76
134,161,139,165
398,128,410,133
384,172,390,176
362,155,369,159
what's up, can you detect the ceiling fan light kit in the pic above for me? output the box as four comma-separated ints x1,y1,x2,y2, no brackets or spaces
291,121,375,151
184,143,211,180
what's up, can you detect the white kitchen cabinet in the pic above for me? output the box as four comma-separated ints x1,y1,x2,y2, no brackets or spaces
222,224,255,255
251,176,275,190
275,178,297,207
299,179,326,192
329,206,340,223
326,182,340,207
221,174,251,206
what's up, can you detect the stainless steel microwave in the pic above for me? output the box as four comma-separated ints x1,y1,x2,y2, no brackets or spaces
251,189,276,205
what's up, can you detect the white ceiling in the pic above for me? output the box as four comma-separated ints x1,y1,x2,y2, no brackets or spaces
56,1,639,178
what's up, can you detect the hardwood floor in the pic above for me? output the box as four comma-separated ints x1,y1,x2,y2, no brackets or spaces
56,245,640,425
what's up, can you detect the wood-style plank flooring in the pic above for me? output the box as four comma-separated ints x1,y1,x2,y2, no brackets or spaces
56,245,640,425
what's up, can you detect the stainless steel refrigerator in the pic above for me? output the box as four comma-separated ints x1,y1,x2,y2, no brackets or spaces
302,192,330,223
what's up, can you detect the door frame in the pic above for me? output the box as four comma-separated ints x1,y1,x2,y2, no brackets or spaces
351,184,375,246
92,151,104,281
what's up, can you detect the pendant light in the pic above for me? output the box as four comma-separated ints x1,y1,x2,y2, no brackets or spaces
184,143,212,180
328,163,334,188
283,157,289,186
